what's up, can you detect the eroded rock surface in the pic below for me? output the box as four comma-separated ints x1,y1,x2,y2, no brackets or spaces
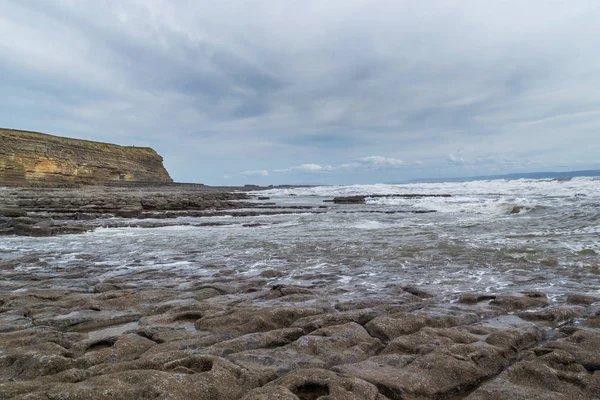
2,259,600,400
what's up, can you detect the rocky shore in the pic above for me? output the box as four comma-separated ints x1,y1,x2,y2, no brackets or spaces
1,256,599,399
0,184,307,237
1,185,599,399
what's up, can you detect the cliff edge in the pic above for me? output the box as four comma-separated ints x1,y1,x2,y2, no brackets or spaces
0,128,173,186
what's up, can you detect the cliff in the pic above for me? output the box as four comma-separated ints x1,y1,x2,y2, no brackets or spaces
0,128,173,186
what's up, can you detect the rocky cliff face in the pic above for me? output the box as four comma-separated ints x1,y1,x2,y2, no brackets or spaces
0,128,173,185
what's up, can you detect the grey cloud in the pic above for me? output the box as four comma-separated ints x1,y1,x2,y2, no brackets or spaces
1,0,599,184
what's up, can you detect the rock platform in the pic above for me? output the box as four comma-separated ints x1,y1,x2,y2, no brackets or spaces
0,184,305,236
1,257,599,399
1,185,599,399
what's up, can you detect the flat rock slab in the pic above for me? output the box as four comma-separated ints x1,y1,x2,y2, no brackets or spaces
228,322,383,376
335,326,543,399
466,330,600,400
242,368,388,400
33,310,142,332
2,256,600,400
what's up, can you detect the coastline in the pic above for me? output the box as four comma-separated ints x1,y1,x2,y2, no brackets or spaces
1,183,599,399
0,183,308,237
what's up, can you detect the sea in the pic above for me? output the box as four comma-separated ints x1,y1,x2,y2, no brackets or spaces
1,177,599,304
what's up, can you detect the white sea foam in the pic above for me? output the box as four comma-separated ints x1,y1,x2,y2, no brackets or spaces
254,177,600,199
253,177,600,218
351,220,386,230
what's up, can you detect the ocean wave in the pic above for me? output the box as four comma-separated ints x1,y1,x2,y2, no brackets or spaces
253,176,600,199
362,195,542,216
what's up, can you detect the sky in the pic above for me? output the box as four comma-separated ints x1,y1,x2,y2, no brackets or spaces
1,0,599,185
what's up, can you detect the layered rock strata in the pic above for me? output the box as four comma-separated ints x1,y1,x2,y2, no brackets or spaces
0,185,255,236
0,185,325,236
0,128,172,185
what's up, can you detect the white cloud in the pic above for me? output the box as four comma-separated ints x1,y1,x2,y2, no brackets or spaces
448,154,465,165
242,170,269,176
358,156,404,167
249,155,408,176
296,163,333,172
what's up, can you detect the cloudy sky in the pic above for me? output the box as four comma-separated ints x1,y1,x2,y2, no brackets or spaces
1,0,599,184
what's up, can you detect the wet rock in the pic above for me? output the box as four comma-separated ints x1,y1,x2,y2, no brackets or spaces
364,312,477,342
229,322,383,376
13,216,42,225
152,300,210,318
567,293,600,305
97,289,174,310
0,380,51,399
191,287,223,301
334,296,421,312
242,368,388,400
466,330,600,399
2,341,75,379
241,385,300,400
0,326,83,350
0,313,34,333
194,306,325,338
331,194,451,204
489,292,549,311
259,269,285,278
484,326,544,351
263,285,314,299
93,282,124,293
139,332,224,357
331,196,367,204
115,207,142,218
134,325,202,343
33,310,141,332
0,207,27,217
291,309,380,333
11,222,91,237
12,223,54,237
477,313,539,330
509,205,522,214
458,293,497,304
540,258,559,266
401,286,434,298
364,314,430,341
585,315,600,328
202,328,305,356
381,326,484,355
544,329,600,370
291,322,383,364
517,306,584,324
72,333,156,368
337,326,542,399
23,355,264,400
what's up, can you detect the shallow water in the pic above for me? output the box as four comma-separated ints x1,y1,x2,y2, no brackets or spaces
1,177,599,303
